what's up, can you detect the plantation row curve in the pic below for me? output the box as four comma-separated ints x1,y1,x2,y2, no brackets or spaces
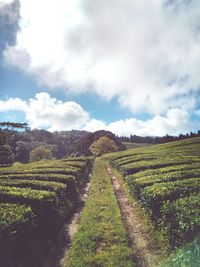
0,136,200,266
0,157,92,267
104,136,200,249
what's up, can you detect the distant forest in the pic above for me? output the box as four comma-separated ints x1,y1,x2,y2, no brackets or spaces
0,122,124,164
119,131,200,144
1,121,200,164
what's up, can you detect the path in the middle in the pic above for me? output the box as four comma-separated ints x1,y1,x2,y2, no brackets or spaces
107,166,162,267
43,177,91,267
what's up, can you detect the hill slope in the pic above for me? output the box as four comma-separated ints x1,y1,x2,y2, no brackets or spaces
106,137,200,247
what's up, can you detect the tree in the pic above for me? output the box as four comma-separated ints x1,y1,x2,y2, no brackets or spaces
77,130,124,156
0,145,14,166
30,145,53,162
0,122,28,129
15,141,31,163
89,136,118,157
0,122,28,166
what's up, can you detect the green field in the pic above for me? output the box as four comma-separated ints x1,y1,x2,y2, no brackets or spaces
0,157,92,267
122,142,152,150
1,136,200,266
106,137,200,248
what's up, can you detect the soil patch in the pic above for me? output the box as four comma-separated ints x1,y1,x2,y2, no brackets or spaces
43,177,91,267
107,167,162,267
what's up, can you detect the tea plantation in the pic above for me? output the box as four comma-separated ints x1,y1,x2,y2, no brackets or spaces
1,136,200,266
0,157,92,266
106,137,200,247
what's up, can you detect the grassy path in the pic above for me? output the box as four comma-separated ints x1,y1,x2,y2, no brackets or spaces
107,165,163,267
43,179,91,267
63,158,133,267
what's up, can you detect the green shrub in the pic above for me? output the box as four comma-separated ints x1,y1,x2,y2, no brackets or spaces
0,156,93,266
161,194,200,244
0,173,76,184
107,137,200,247
0,203,34,233
132,163,200,179
0,186,57,208
120,157,200,175
114,155,156,166
0,179,66,194
0,167,81,175
0,145,14,166
160,237,200,267
30,146,53,162
140,178,200,218
0,203,36,266
130,167,200,190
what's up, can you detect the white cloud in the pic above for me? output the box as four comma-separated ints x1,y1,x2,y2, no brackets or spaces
0,93,197,136
82,119,106,132
0,0,14,6
0,97,27,112
26,92,89,131
3,0,200,114
84,108,198,136
0,0,20,31
0,92,89,131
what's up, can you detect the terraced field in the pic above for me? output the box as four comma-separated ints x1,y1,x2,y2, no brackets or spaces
0,157,91,267
1,137,200,267
106,137,200,247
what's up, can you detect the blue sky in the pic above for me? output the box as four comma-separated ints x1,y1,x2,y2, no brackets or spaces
1,0,200,136
0,61,135,122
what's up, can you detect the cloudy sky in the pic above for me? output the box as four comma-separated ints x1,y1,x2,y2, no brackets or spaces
1,0,200,136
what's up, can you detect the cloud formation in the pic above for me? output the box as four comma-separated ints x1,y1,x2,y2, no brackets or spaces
0,92,198,136
84,109,198,137
3,0,200,114
0,0,20,51
0,0,14,6
0,92,89,131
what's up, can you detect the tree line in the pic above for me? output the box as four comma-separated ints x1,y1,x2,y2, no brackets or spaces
1,121,200,166
118,131,200,144
0,123,124,166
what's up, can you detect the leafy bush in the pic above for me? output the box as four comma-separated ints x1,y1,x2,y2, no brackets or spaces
0,156,92,266
90,136,118,156
0,203,35,267
140,178,200,219
0,203,34,233
30,145,53,162
161,194,200,244
107,137,200,246
0,145,14,166
120,157,200,175
0,186,57,208
0,167,81,176
160,237,200,267
0,179,66,194
129,167,200,191
0,173,76,184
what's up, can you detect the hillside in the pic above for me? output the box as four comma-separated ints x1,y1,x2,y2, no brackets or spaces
122,142,152,150
105,136,200,265
0,157,92,266
0,136,199,266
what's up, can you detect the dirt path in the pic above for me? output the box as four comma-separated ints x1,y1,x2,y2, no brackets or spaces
43,177,91,267
107,167,162,267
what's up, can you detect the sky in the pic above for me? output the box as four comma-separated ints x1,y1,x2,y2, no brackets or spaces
1,0,200,136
